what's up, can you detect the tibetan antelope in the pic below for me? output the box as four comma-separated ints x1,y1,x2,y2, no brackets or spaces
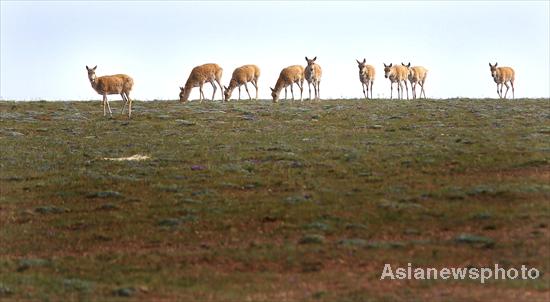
383,63,409,100
402,63,428,99
270,65,304,103
86,65,134,118
489,63,515,99
357,58,375,99
224,64,260,101
304,56,322,100
179,63,224,102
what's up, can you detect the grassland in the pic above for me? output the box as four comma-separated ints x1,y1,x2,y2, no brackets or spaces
1,98,549,301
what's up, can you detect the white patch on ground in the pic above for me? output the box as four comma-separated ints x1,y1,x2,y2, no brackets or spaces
102,154,150,161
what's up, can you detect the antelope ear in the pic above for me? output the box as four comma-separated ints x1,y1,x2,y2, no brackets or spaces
270,87,274,92
313,56,317,61
224,86,228,90
407,62,411,67
180,87,184,91
93,65,97,71
363,58,366,64
305,56,309,61
401,62,405,66
86,65,89,70
389,63,392,67
356,59,361,64
494,62,498,67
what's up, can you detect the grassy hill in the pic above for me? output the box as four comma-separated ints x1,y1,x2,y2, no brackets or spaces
1,99,549,301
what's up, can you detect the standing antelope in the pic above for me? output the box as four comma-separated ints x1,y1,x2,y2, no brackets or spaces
223,64,260,101
489,62,515,99
179,63,224,103
304,56,322,100
86,65,134,118
357,58,375,99
383,63,409,100
270,65,304,103
402,63,428,99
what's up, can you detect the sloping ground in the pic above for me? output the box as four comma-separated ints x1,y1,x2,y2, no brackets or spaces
1,99,549,301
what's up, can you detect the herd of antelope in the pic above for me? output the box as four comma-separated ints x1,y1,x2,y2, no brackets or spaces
86,58,516,119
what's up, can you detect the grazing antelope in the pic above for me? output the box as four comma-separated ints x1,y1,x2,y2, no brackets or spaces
356,58,375,99
383,63,409,100
179,63,224,103
402,63,428,99
304,56,322,100
223,64,260,101
86,65,134,118
489,63,515,99
270,65,304,103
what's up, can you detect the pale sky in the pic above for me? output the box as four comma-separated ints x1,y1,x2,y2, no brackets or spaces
1,0,549,100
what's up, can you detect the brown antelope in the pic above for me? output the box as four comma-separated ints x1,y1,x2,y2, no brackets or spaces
402,63,428,99
489,63,515,99
357,58,375,99
86,65,134,118
223,64,260,101
179,63,224,102
383,63,409,100
270,65,304,103
304,56,322,100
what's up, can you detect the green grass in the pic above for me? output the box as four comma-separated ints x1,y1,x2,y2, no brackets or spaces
1,98,549,301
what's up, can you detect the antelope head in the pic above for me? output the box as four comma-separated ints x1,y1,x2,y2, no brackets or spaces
357,58,367,74
383,63,393,79
401,62,412,76
179,87,187,102
270,87,280,103
223,85,232,101
489,62,498,78
86,65,98,84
